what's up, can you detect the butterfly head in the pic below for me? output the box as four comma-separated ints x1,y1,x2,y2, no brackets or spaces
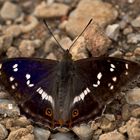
61,49,72,61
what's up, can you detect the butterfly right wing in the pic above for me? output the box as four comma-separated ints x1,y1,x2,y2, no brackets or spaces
68,57,140,126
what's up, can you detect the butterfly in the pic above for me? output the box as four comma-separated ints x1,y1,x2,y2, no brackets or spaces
0,20,140,130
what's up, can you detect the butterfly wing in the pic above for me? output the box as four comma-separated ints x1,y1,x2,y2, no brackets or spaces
0,58,58,128
69,57,140,126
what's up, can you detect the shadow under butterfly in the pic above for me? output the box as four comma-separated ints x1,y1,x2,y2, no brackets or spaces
0,19,140,131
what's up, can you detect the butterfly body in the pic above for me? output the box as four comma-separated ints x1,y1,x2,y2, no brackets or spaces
0,50,140,129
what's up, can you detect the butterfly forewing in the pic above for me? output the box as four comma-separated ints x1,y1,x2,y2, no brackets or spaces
0,58,58,128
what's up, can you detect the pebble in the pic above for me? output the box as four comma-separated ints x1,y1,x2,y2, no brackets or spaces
66,0,118,38
127,33,140,44
99,130,125,140
6,47,20,58
0,123,8,140
19,40,35,57
72,124,93,140
125,88,140,105
34,1,69,18
131,107,140,117
134,47,140,56
34,127,50,140
0,99,20,117
7,125,34,140
105,24,120,40
46,52,57,60
20,16,39,33
131,15,140,27
100,117,115,132
51,132,78,140
126,118,140,140
4,25,22,37
83,23,111,57
109,50,123,57
0,1,22,20
123,26,133,35
121,104,131,120
0,35,13,54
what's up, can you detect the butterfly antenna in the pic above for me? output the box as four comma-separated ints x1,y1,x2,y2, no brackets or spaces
69,19,93,51
43,19,65,52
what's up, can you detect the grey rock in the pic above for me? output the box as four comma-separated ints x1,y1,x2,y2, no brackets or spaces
34,127,50,140
131,16,140,27
0,123,8,140
51,132,78,140
0,1,22,20
72,124,93,140
105,24,120,40
127,33,140,44
0,99,20,117
34,2,69,18
66,0,118,38
125,88,140,105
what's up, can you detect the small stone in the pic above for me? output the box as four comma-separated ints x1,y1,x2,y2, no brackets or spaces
6,47,20,58
13,116,31,127
51,132,77,140
0,99,20,117
83,23,111,57
0,123,8,140
20,134,34,140
7,126,33,140
121,104,131,120
46,52,57,60
34,127,50,140
70,36,89,60
0,35,13,54
0,1,22,20
66,0,118,37
131,16,140,27
131,107,140,117
123,26,133,35
4,25,22,37
126,118,140,140
106,24,120,40
134,47,140,56
104,114,116,121
100,117,115,132
99,130,125,140
125,88,140,105
109,50,123,57
127,33,140,44
34,2,69,18
19,40,35,57
59,37,72,50
72,124,93,140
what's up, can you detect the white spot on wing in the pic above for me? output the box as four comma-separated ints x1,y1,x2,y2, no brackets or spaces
125,71,128,75
97,72,102,80
112,77,117,82
110,85,114,90
26,74,31,79
111,64,115,68
93,84,98,87
13,64,18,69
9,76,14,82
125,64,128,69
0,64,2,69
110,68,114,72
11,85,16,89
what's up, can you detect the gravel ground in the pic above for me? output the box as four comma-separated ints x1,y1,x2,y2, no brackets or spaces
0,0,140,140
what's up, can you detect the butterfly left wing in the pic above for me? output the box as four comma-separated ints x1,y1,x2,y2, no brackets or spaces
69,57,140,126
0,58,58,128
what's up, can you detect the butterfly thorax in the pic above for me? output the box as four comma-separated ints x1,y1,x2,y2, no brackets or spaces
53,50,75,124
